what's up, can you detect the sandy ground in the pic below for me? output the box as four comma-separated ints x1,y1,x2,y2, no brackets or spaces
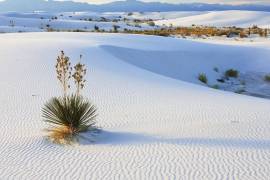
0,32,270,179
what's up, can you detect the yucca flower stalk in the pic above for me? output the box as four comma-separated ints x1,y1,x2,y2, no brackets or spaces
72,55,87,96
56,51,72,97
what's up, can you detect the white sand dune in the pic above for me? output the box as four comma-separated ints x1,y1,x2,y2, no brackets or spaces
0,32,270,179
1,10,270,33
155,10,270,28
0,11,159,33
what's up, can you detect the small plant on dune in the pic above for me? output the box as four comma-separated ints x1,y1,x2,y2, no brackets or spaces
213,67,219,73
235,88,246,94
112,25,120,32
94,25,99,32
147,21,155,27
42,95,98,144
198,73,208,84
264,74,270,82
225,69,239,78
211,84,220,89
42,51,98,145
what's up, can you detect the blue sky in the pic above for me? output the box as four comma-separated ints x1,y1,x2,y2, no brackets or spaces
0,0,268,5
69,0,269,5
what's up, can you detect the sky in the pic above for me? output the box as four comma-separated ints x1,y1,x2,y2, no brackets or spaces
0,0,268,5
69,0,270,5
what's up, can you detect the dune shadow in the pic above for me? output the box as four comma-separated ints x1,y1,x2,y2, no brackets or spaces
80,130,270,149
101,45,255,82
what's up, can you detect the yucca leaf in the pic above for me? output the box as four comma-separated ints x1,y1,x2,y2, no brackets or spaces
42,94,98,143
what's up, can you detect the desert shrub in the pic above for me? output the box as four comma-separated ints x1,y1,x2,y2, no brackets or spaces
217,78,225,83
72,29,87,32
235,88,246,94
211,84,220,89
42,95,98,144
264,29,268,37
46,28,56,32
240,80,246,85
42,51,99,144
112,25,120,32
225,69,239,78
9,20,15,27
100,17,108,22
213,67,219,72
264,74,270,82
239,32,248,38
134,24,142,28
198,73,208,84
94,25,99,31
147,21,155,27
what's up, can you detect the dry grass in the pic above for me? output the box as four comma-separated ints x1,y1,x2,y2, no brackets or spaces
46,126,75,144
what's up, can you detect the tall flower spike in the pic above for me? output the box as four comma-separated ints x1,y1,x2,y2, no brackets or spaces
55,51,72,97
72,55,87,96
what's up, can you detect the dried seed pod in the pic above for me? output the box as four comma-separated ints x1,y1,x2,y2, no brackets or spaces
72,55,87,96
55,51,72,96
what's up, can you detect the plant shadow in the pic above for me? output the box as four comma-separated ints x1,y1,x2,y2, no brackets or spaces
80,130,270,149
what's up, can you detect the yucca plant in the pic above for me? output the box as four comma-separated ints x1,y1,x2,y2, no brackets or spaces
42,51,99,144
264,74,270,82
42,94,98,144
198,73,208,84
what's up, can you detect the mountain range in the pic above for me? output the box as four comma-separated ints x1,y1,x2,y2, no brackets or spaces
0,0,270,12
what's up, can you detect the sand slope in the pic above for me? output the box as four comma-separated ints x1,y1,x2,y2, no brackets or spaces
0,32,270,179
155,10,270,28
1,10,270,33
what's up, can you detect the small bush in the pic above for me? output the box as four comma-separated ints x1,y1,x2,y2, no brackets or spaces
217,78,225,83
112,25,120,32
147,21,155,27
235,89,246,94
225,69,239,78
239,32,248,38
42,95,98,144
211,84,220,89
198,73,208,84
213,67,219,72
264,74,270,82
94,25,99,31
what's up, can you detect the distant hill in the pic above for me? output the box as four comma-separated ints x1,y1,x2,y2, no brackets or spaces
0,0,270,12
